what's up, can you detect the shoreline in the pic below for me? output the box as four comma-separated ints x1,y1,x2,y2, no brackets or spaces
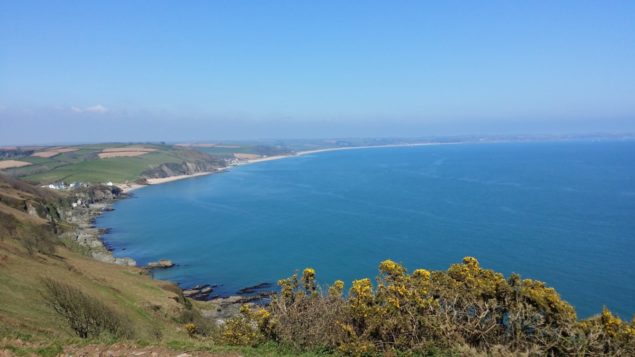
238,141,454,166
115,142,454,193
117,169,227,193
90,142,457,299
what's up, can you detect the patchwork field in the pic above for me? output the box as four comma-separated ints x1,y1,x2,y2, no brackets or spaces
31,147,79,158
0,144,223,184
0,142,295,185
0,160,32,169
98,147,157,159
233,153,262,160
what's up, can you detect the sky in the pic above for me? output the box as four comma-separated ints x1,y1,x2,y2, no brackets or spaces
1,0,634,144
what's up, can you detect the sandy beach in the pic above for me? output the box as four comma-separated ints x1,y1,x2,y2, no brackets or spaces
118,169,227,193
118,143,449,193
240,142,449,166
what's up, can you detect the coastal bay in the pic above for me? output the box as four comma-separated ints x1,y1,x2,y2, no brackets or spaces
98,140,635,318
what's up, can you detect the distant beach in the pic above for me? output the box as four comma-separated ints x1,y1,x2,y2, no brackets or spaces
117,143,452,193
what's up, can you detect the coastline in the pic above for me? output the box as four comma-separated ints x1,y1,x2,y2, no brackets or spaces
94,142,455,259
88,142,456,299
115,142,453,193
118,169,226,193
239,142,453,166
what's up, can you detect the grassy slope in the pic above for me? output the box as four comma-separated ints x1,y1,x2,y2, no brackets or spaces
0,177,182,342
23,151,184,183
0,144,206,184
0,230,337,357
0,236,326,357
0,176,326,356
1,142,297,184
0,239,184,341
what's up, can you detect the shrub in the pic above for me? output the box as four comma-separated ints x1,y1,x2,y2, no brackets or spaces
41,278,133,339
176,305,216,337
219,305,264,346
19,224,57,256
223,257,635,356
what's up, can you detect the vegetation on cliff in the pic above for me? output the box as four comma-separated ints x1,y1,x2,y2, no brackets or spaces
218,259,635,356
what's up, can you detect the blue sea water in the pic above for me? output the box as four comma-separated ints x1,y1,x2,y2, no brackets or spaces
97,141,635,318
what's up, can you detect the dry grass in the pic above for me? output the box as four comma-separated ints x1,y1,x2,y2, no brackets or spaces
233,153,261,160
98,151,149,158
0,160,32,170
98,147,157,159
0,221,187,342
101,147,157,153
31,147,78,158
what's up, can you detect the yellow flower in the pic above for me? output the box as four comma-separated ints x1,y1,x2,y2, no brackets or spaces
351,278,372,298
462,256,480,270
412,269,431,280
184,322,196,337
329,279,345,298
379,259,406,276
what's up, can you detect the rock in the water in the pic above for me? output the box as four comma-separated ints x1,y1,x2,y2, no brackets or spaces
237,282,272,295
182,283,215,300
146,259,174,269
182,289,199,297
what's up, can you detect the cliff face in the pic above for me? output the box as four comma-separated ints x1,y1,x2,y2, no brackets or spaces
60,185,137,266
138,149,225,179
0,174,68,227
141,159,222,179
0,175,135,265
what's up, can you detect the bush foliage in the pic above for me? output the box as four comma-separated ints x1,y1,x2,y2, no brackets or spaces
41,278,133,339
220,257,635,356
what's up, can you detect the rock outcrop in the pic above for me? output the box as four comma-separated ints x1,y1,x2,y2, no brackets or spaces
147,259,175,269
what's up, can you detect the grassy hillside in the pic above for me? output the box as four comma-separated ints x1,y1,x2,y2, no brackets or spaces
0,174,186,343
0,144,224,184
0,175,326,356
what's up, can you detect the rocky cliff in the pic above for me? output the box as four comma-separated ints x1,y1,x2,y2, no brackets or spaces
140,150,225,179
0,175,135,265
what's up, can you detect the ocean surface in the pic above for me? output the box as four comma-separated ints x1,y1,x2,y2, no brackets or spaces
97,141,635,318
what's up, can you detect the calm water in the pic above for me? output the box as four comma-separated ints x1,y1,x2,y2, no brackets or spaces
97,141,635,318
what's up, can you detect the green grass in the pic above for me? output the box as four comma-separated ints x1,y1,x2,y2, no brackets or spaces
9,145,199,184
2,142,296,184
0,343,63,357
24,151,183,183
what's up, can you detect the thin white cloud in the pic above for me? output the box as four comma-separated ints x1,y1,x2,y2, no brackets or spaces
85,104,108,113
70,104,108,113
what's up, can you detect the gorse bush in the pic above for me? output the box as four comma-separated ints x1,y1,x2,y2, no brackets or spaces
41,278,133,339
221,258,635,356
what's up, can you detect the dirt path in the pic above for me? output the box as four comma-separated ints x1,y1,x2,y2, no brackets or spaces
62,345,239,357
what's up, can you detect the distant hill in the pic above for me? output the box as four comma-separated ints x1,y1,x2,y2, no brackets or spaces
0,144,226,185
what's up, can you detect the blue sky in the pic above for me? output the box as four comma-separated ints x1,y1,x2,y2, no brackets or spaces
1,1,634,144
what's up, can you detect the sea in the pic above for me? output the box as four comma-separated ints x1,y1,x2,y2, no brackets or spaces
97,140,635,318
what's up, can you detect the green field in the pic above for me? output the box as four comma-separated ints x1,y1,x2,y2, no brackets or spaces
23,151,186,184
0,142,300,185
0,144,221,184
